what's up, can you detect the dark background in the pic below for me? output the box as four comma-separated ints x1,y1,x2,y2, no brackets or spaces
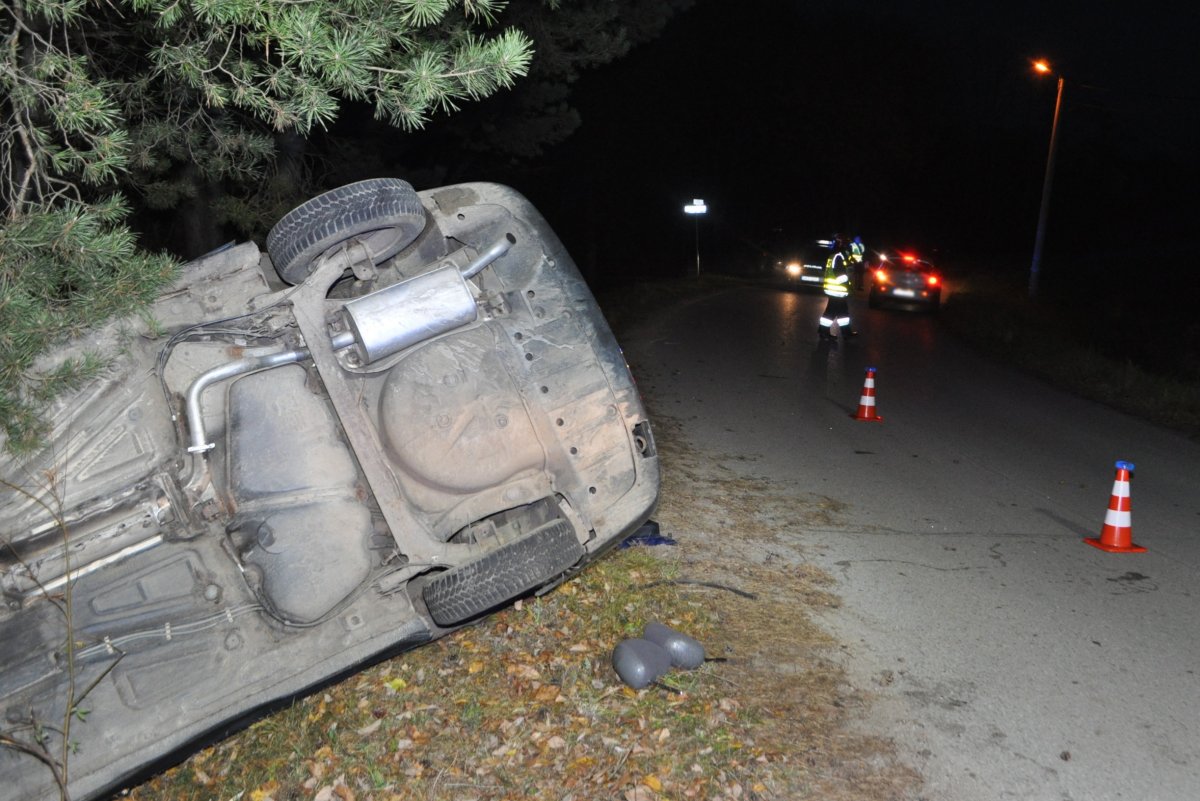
487,0,1199,302
270,1,1199,376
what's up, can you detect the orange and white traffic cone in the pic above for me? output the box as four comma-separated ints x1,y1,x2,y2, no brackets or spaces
1084,460,1145,553
852,367,882,422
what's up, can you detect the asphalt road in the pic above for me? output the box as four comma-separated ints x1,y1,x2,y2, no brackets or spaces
619,283,1200,801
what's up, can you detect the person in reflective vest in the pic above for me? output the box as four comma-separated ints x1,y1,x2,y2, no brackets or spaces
819,239,857,340
849,235,866,290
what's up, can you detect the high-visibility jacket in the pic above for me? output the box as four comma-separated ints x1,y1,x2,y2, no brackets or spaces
823,251,851,298
849,240,865,264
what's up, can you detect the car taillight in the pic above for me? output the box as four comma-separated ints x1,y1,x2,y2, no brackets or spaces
874,269,889,283
926,275,940,287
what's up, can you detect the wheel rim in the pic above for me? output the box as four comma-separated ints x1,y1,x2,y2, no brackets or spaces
318,225,411,267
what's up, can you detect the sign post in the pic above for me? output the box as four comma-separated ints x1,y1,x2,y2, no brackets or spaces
683,198,707,278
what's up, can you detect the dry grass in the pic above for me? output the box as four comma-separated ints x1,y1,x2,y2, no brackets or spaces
644,415,918,800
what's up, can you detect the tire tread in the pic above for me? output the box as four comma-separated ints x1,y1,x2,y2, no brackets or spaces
266,178,425,284
422,521,584,626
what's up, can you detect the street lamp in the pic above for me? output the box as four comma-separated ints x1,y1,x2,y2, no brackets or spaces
1029,59,1064,299
683,198,707,278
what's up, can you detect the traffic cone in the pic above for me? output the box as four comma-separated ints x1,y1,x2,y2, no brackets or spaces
1084,461,1145,553
852,367,883,422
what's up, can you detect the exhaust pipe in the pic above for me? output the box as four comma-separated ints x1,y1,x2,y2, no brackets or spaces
185,349,311,453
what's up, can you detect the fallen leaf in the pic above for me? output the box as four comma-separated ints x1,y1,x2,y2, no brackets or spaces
356,719,382,736
307,699,327,723
249,780,278,801
642,775,663,791
508,663,541,680
533,684,560,703
546,735,567,750
468,660,485,674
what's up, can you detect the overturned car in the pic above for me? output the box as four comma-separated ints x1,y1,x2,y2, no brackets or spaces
0,180,659,800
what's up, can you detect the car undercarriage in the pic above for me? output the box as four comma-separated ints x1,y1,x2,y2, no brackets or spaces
0,180,659,801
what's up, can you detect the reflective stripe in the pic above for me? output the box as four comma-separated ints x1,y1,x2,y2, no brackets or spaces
823,252,851,296
1104,509,1132,528
836,316,850,326
819,317,834,327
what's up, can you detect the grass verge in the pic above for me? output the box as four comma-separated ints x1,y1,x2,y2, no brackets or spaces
126,549,914,800
939,269,1200,438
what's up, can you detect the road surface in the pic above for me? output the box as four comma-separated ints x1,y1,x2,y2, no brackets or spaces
619,283,1200,801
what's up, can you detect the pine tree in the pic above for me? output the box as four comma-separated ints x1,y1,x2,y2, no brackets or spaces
1,0,539,452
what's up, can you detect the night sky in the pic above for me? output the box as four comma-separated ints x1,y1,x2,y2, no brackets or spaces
515,0,1200,292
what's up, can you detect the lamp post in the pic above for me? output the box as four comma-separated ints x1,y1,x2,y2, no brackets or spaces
684,198,707,278
1029,59,1064,299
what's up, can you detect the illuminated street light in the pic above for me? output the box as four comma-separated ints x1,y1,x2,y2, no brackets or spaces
683,198,707,278
1029,59,1064,299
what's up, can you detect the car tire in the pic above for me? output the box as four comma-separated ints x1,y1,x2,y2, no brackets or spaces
266,178,427,285
421,520,585,626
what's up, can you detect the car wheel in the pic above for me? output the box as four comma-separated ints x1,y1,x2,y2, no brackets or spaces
421,520,585,626
267,178,427,285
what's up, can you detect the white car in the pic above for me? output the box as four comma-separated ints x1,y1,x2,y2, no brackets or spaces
0,179,659,801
